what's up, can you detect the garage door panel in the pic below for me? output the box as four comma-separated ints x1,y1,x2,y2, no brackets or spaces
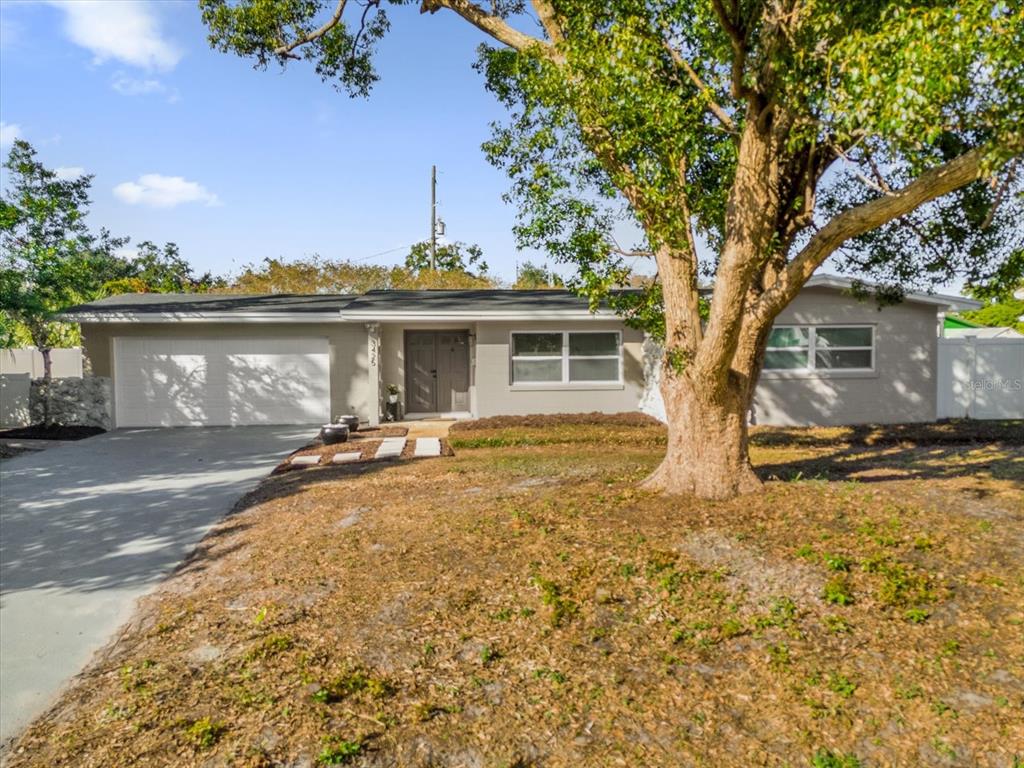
114,337,330,427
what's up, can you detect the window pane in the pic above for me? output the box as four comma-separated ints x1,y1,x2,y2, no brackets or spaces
512,359,562,382
512,333,562,356
816,327,872,348
569,358,619,382
569,332,618,356
764,349,809,370
767,327,809,348
815,349,872,369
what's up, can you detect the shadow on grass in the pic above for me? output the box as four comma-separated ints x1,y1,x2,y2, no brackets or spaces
756,443,1023,485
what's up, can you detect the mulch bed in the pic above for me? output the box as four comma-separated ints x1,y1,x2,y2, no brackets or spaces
0,424,106,440
274,426,453,472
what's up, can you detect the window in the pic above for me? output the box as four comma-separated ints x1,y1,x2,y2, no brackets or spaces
764,325,874,372
511,331,622,385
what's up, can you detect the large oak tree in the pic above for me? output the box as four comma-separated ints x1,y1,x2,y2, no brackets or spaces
201,0,1023,499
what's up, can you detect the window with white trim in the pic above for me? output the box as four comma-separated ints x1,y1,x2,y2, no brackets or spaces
511,331,622,384
764,325,874,371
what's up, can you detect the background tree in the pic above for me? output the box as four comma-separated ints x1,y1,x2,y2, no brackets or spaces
101,241,223,295
0,140,128,377
224,250,499,294
202,0,1023,499
514,259,563,289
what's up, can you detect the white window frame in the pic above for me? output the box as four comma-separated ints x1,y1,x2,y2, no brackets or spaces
764,324,875,373
509,330,623,388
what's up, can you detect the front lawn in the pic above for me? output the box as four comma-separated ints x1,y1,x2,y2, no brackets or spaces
7,418,1022,767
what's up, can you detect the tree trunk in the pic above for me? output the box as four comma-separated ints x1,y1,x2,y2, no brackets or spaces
642,369,761,500
41,346,52,425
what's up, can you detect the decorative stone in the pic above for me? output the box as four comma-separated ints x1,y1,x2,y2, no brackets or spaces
413,438,441,457
28,376,112,429
332,452,362,464
289,455,321,466
374,437,406,459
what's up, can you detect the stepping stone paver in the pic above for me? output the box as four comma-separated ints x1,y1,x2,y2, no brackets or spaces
374,437,406,459
332,452,362,464
413,438,441,457
289,455,321,466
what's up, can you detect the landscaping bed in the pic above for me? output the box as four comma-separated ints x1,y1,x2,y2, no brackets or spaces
0,424,105,441
5,420,1022,767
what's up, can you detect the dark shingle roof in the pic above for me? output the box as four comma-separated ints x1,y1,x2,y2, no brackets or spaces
341,289,599,314
62,293,355,315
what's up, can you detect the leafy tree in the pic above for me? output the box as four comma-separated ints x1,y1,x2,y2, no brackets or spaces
202,0,1023,499
0,140,128,377
514,260,563,289
224,253,498,294
102,241,223,295
405,240,488,276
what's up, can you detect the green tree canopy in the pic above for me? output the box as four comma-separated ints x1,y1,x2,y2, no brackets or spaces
0,140,128,361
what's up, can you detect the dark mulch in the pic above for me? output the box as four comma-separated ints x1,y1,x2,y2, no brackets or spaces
450,411,663,431
0,424,106,441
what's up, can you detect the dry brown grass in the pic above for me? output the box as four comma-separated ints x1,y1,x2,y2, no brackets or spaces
5,420,1023,768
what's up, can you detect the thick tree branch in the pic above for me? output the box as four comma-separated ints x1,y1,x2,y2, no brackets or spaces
274,0,348,56
661,40,736,133
754,145,998,321
421,0,553,55
530,0,564,44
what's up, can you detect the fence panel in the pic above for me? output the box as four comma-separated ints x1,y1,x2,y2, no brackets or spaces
937,338,1023,419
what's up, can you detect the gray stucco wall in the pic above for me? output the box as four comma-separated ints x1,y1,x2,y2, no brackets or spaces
752,288,939,425
79,322,371,425
474,320,644,417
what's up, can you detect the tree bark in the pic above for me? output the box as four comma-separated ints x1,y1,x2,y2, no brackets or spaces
642,369,761,499
41,346,53,426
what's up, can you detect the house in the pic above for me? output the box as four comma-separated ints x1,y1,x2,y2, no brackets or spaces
61,276,980,429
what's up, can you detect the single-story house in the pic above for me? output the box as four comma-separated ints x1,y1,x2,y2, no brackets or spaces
62,275,980,429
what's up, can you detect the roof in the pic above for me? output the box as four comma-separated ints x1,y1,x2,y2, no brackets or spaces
944,315,982,329
800,275,982,311
60,275,980,323
339,290,612,321
61,293,356,322
944,326,1024,339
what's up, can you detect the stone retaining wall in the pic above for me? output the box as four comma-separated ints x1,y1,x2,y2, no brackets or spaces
30,377,112,429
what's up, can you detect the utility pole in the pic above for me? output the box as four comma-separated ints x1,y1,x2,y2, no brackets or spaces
430,165,437,271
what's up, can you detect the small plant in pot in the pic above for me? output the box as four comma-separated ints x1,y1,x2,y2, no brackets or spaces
386,384,399,404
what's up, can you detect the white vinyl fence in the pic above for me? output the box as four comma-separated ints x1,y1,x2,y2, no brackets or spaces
0,347,83,378
1,373,31,427
937,338,1024,419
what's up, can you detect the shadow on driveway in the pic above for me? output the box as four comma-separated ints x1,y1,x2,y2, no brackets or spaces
0,425,313,745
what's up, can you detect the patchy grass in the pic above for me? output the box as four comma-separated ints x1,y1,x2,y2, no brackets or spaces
6,419,1022,767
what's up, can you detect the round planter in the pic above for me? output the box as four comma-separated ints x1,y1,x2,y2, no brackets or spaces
320,424,350,444
387,394,399,404
336,414,360,433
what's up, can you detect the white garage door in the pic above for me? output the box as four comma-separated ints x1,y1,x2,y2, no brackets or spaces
113,337,331,427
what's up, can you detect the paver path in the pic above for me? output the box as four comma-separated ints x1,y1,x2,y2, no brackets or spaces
0,426,311,746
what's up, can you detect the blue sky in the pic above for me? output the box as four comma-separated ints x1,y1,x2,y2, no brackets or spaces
0,0,588,283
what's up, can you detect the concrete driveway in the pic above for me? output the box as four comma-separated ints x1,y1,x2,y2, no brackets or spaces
0,425,313,746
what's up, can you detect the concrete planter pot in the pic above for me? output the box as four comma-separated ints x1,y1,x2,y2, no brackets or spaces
320,424,350,444
336,414,360,433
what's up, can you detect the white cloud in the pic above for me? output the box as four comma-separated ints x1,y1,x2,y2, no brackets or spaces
54,166,86,180
113,174,221,209
0,121,21,147
49,1,182,71
110,72,181,103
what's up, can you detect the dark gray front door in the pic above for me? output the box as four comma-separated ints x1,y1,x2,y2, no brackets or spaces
405,331,470,413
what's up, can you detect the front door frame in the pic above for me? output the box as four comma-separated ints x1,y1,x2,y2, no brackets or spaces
403,329,471,417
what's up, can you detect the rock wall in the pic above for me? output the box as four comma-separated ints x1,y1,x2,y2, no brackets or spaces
30,376,112,429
